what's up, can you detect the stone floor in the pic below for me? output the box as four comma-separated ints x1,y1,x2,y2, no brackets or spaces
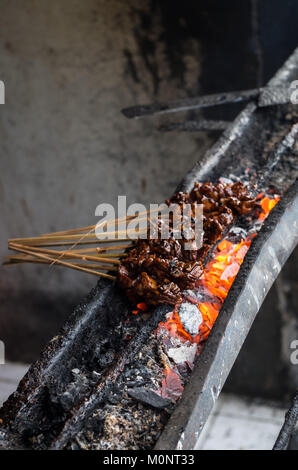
0,362,29,407
0,363,287,450
195,394,287,450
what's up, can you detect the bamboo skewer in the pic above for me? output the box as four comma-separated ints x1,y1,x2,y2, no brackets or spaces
40,210,151,237
96,244,132,253
3,256,119,271
9,243,122,265
41,244,132,254
5,207,168,278
7,239,132,248
8,246,129,256
9,228,148,244
6,245,116,280
8,207,164,245
41,225,96,237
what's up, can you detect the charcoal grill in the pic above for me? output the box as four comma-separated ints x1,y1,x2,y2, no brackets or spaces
0,46,297,451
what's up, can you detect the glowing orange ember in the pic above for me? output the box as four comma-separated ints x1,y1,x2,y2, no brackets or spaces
158,236,253,346
137,302,148,312
129,193,280,401
156,194,280,346
132,302,149,315
258,195,280,221
158,365,184,402
154,193,280,400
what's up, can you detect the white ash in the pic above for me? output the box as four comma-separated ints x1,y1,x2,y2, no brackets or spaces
167,342,197,365
183,288,204,303
178,302,203,336
230,226,245,235
219,176,233,184
168,336,185,348
229,226,247,238
92,371,101,379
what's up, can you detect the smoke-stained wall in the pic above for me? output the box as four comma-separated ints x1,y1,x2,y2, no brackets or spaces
0,0,297,385
0,1,208,361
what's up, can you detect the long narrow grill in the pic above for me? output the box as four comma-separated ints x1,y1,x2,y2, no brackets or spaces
0,47,297,451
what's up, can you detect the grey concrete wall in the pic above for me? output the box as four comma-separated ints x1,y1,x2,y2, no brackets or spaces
0,0,210,361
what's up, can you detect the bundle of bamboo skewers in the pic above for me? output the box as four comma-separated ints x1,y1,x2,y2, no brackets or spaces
3,210,157,281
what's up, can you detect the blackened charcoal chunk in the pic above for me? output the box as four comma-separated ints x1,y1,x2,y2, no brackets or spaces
98,350,115,368
128,387,172,409
85,415,104,434
59,390,77,411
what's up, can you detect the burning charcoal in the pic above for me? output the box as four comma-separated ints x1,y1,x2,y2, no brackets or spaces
167,342,197,365
127,387,172,409
178,302,202,336
158,369,184,402
183,289,201,303
220,262,240,280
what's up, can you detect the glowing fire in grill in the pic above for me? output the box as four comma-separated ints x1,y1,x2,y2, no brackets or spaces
157,237,252,346
154,193,280,401
257,195,280,221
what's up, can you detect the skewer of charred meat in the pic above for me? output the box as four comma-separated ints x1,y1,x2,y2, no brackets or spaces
117,182,256,306
5,181,258,307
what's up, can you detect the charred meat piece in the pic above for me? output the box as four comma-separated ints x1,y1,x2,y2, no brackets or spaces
118,182,256,306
